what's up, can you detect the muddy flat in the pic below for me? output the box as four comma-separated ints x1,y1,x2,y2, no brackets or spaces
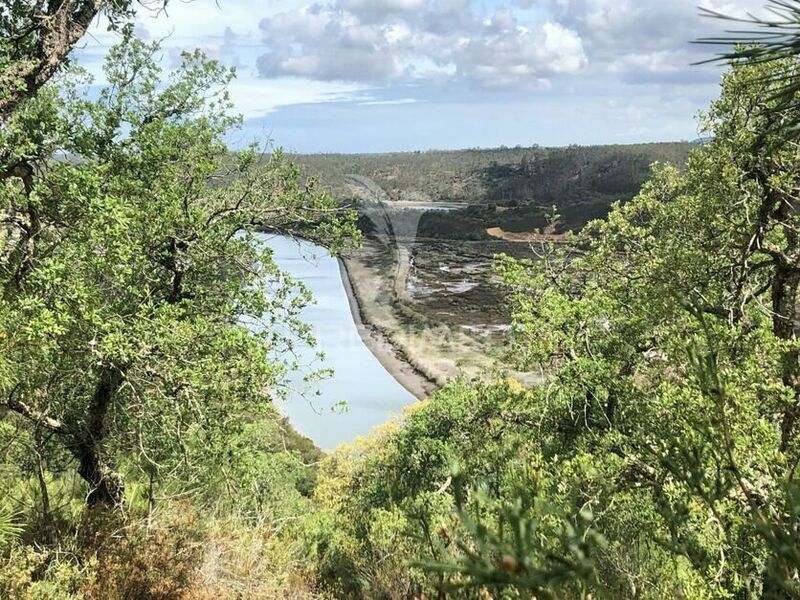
343,238,542,387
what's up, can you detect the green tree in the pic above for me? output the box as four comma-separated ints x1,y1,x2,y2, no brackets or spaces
0,35,357,508
494,53,800,597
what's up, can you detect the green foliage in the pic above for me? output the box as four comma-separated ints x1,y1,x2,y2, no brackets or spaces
301,381,602,598
0,544,91,600
422,467,607,600
298,55,800,600
0,32,358,510
0,504,21,550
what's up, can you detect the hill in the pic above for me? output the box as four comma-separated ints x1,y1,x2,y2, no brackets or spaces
292,142,694,239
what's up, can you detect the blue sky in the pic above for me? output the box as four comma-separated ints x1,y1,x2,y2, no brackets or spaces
78,0,767,153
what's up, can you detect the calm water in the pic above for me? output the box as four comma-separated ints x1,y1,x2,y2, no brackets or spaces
257,234,417,450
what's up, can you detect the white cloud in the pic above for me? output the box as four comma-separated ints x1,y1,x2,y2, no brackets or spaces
541,22,586,72
84,0,770,98
76,0,785,152
228,77,369,117
80,2,371,120
453,19,585,87
256,1,587,88
535,0,767,80
337,0,426,21
358,97,420,105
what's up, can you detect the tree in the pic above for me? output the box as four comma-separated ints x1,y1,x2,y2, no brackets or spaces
495,53,800,596
0,34,357,508
0,0,168,122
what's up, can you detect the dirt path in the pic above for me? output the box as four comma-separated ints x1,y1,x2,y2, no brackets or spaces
486,225,567,242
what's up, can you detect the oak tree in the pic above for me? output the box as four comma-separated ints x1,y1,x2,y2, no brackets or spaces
0,35,357,507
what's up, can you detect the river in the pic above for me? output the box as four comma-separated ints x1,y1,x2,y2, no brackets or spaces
257,234,417,450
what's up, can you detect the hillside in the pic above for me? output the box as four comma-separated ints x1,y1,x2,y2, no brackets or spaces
293,142,693,238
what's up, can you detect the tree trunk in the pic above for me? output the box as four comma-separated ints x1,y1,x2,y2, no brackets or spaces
0,1,103,122
69,366,126,508
74,442,126,507
33,434,56,544
773,263,800,450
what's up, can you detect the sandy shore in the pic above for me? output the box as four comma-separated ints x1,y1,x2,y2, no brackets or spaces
337,257,437,400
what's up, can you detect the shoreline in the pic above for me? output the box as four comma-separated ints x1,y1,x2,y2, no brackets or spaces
337,257,437,401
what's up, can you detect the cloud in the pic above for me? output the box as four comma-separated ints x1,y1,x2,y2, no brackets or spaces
337,0,426,22
227,78,369,118
358,97,420,106
256,1,587,88
78,0,778,152
531,0,766,81
252,0,771,91
80,2,373,121
454,19,585,88
256,6,402,82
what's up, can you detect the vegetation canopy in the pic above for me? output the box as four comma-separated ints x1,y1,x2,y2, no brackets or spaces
3,2,800,599
0,33,357,511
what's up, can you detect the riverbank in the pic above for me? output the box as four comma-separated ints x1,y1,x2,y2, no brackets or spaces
339,239,543,393
337,257,437,400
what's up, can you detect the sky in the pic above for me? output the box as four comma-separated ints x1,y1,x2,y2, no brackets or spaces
77,0,770,153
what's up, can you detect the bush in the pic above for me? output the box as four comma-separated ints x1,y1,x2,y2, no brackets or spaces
81,506,205,600
0,545,92,600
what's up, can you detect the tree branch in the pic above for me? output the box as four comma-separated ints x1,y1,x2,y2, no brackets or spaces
3,386,67,433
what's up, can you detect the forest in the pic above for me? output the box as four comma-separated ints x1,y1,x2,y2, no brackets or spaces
296,142,693,238
2,1,800,599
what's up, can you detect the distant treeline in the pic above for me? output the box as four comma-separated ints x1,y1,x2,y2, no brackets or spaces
293,143,694,238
